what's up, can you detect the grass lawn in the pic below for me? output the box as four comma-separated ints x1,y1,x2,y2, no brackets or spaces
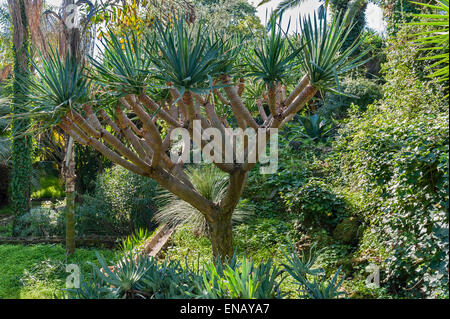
0,244,118,299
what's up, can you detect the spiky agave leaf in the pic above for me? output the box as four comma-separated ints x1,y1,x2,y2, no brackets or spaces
246,14,303,86
152,164,253,237
302,266,346,299
147,17,232,93
11,47,90,132
90,30,153,95
89,251,154,297
299,10,369,94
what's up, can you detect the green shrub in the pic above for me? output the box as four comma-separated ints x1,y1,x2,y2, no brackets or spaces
31,175,65,199
234,218,297,254
75,145,112,194
281,178,348,231
13,201,65,237
320,77,383,118
335,84,448,298
332,22,449,297
243,128,335,217
76,165,158,236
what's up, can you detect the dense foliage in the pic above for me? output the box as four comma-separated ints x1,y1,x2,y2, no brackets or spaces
335,23,449,298
76,166,159,236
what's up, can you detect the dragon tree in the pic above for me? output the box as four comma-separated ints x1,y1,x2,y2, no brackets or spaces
21,11,367,259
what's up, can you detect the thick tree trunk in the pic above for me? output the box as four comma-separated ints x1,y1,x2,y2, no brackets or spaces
209,170,248,261
209,212,234,261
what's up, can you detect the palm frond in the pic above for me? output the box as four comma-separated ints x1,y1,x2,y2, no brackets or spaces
409,0,449,83
274,0,309,16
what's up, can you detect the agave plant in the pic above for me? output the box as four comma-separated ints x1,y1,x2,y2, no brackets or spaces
281,242,346,299
153,164,253,237
410,0,449,85
89,251,155,298
301,266,346,299
61,270,118,299
297,114,333,142
194,253,283,299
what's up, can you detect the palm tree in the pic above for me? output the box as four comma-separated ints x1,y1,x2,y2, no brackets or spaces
257,0,328,17
257,0,367,52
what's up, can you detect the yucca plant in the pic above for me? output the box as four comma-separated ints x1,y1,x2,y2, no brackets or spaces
13,47,90,129
147,18,234,94
409,0,449,85
91,30,153,96
153,164,253,237
297,114,333,142
246,15,303,86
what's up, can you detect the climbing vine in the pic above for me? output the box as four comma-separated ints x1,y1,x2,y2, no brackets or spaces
10,0,33,234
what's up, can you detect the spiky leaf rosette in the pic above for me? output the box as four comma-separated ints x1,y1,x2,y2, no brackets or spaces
245,15,303,86
90,30,153,96
147,18,237,94
14,48,90,132
299,10,369,94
